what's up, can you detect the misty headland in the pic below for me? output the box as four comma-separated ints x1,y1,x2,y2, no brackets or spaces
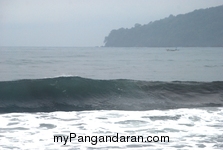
104,5,223,47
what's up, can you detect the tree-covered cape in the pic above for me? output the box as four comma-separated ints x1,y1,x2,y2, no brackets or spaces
104,5,223,47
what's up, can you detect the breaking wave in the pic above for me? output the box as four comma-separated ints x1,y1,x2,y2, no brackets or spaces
0,76,223,113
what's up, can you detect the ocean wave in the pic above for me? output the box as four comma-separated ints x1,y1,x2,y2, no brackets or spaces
0,76,223,113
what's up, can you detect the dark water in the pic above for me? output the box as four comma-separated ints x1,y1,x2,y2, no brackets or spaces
0,76,223,113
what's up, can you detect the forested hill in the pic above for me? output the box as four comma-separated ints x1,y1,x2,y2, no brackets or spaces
104,5,223,47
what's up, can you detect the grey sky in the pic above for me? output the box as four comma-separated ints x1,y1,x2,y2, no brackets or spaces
0,0,223,47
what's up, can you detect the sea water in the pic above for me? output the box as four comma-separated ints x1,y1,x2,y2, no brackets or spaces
0,47,223,149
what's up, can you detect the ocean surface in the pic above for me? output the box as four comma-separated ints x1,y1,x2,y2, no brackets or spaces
0,47,223,149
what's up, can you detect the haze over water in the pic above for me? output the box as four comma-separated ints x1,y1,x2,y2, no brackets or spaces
0,47,222,82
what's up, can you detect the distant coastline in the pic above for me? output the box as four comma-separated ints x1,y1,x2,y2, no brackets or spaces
104,5,223,47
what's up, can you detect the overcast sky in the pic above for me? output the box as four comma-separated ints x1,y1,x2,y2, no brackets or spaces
0,0,223,47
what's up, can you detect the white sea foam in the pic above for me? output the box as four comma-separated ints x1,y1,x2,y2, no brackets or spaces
0,107,222,149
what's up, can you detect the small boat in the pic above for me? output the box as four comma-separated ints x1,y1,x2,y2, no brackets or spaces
166,48,179,51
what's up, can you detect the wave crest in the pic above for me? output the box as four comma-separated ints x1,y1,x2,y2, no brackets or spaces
0,77,223,113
